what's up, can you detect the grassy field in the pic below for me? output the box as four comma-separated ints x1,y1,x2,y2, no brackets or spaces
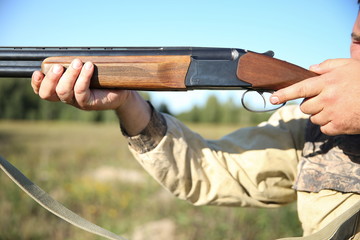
0,121,302,240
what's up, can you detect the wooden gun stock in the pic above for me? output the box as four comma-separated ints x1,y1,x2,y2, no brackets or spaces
237,52,318,91
41,55,192,90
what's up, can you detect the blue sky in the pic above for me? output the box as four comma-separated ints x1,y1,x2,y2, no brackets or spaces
1,1,358,113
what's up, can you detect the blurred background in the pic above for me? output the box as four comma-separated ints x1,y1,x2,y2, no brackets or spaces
0,1,359,239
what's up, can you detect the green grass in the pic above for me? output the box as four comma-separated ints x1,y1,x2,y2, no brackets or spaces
0,121,302,240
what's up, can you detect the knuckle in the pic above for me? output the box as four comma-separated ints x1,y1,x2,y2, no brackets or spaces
309,114,319,125
320,88,337,105
31,83,39,94
55,86,68,98
299,99,309,112
38,90,54,100
297,84,309,98
319,59,335,70
299,103,308,114
77,102,92,111
333,120,350,134
322,93,335,104
320,126,335,136
320,120,345,136
321,59,331,66
323,75,337,85
74,85,86,95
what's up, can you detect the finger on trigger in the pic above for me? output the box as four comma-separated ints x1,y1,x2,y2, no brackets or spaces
270,77,321,104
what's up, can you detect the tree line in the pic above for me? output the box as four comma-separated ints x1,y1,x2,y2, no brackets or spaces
0,78,271,125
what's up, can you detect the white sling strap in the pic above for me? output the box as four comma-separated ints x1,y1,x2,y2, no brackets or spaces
0,156,127,240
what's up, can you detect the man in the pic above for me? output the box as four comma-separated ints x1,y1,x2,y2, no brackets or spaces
31,3,360,239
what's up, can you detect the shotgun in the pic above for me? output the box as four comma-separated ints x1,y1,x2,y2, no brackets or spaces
0,47,318,240
0,46,316,91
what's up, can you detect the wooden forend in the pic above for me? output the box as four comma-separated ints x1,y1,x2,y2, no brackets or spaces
42,55,192,90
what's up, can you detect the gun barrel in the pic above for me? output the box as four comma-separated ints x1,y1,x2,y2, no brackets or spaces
0,46,245,78
0,67,38,77
0,60,42,77
0,47,242,60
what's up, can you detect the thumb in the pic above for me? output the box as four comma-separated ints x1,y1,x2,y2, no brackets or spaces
309,58,350,74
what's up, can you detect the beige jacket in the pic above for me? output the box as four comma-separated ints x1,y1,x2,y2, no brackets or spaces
124,105,360,238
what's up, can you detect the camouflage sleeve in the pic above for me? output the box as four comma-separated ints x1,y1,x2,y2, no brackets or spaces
121,102,167,154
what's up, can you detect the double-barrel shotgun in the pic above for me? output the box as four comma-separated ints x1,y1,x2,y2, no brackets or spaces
0,46,319,240
0,46,316,91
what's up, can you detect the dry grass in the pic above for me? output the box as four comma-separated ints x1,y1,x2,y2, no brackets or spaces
0,121,301,240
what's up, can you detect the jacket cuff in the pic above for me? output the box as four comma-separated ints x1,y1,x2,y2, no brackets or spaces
121,102,167,153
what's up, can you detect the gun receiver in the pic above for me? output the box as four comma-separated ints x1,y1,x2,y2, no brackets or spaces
0,47,317,91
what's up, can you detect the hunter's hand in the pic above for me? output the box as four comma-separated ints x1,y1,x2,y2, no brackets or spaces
270,58,360,136
31,59,151,135
31,59,129,111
